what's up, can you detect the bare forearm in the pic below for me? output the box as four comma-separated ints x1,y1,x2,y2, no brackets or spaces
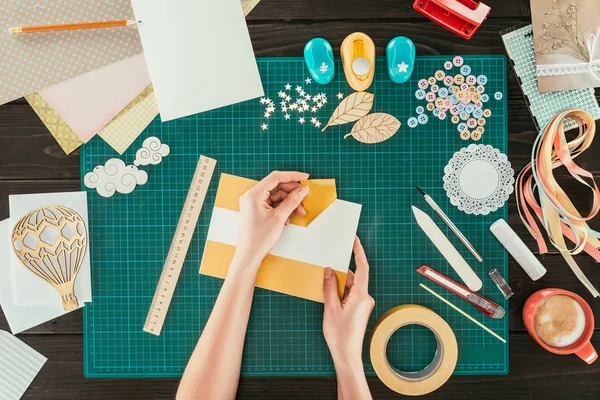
334,358,372,400
177,253,259,400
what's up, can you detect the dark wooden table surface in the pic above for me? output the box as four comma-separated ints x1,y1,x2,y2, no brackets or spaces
2,1,600,398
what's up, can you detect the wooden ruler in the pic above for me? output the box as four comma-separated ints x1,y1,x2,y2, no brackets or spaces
144,155,217,336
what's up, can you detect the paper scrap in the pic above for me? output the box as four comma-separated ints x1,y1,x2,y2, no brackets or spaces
98,86,158,154
0,330,47,400
241,0,262,15
200,174,361,303
84,159,148,198
134,137,170,166
38,54,151,143
9,192,92,308
130,0,264,121
0,0,143,106
25,93,83,155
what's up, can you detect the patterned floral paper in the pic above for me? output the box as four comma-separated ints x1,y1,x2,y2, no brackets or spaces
0,0,143,106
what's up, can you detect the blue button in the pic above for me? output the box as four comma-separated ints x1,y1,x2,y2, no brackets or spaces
465,104,475,113
408,117,418,128
416,106,424,114
415,89,426,100
418,114,429,124
482,94,489,102
460,65,471,76
438,88,449,98
477,75,488,85
473,108,483,118
458,122,468,132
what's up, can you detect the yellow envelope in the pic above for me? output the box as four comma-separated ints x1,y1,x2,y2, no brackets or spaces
200,174,362,302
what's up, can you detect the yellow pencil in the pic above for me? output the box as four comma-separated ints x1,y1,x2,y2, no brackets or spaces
8,20,139,34
420,283,507,343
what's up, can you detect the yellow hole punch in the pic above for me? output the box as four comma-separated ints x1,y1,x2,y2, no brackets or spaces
341,32,376,92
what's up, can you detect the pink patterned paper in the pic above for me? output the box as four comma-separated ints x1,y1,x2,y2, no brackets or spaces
0,0,143,106
39,54,151,143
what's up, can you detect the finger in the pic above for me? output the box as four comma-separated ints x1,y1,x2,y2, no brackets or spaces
272,181,301,194
352,237,370,292
323,267,341,310
274,185,310,221
269,190,290,204
255,171,310,192
345,270,355,290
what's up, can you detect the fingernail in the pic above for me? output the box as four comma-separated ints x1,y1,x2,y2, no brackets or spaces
324,267,332,279
356,236,361,243
298,185,310,197
298,205,306,215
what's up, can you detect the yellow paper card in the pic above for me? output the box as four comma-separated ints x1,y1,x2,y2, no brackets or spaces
290,179,337,227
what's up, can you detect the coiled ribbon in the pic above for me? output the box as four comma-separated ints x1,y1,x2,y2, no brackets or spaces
516,109,600,297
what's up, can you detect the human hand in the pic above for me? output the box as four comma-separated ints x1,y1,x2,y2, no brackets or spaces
322,237,375,366
233,171,310,272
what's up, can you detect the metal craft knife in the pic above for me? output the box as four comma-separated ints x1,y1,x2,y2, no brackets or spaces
417,265,505,319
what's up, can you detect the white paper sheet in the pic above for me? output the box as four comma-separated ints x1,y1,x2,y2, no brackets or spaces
131,0,264,121
0,330,47,400
206,200,362,273
8,192,92,308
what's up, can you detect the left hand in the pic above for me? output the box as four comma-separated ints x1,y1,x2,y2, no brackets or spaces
234,171,310,271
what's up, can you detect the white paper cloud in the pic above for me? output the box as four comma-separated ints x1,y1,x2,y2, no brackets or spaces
84,158,148,198
134,136,170,166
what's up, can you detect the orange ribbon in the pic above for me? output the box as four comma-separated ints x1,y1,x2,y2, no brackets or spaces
516,109,600,297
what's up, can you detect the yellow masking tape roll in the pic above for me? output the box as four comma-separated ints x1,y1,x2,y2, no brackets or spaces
370,305,458,396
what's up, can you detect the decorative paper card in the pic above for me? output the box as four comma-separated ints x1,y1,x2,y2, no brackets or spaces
9,192,92,308
0,330,47,400
200,174,362,303
25,93,83,155
532,0,600,92
130,0,264,121
99,86,159,154
38,54,151,143
0,0,143,106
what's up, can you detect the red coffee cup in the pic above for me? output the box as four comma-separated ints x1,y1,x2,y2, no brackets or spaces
523,288,597,364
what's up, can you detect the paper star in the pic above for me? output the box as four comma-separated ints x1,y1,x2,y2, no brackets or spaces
289,104,298,110
278,91,286,98
284,113,291,120
311,117,317,124
285,83,292,90
315,121,322,128
304,94,312,100
337,93,344,100
297,99,306,105
264,98,272,104
295,86,303,92
267,105,275,112
280,100,287,107
398,62,409,73
302,104,310,111
285,95,292,102
305,77,312,84
264,112,271,118
311,106,318,113
313,94,322,102
299,90,306,97
259,98,267,104
321,98,328,104
299,117,305,124
281,105,288,112
261,123,268,130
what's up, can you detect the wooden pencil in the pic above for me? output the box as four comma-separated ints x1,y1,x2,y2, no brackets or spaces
8,20,138,34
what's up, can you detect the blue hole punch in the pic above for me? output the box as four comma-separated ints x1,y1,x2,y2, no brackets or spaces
386,36,416,84
304,38,335,85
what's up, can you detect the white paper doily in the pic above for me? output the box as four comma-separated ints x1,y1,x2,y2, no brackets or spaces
443,144,514,215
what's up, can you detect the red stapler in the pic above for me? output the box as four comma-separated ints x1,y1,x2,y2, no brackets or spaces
413,0,491,40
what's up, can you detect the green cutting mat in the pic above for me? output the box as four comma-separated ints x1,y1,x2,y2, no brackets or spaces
83,56,508,378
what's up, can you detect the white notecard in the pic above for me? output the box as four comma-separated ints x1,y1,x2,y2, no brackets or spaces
131,0,264,121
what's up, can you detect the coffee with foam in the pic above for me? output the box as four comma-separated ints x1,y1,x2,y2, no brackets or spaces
534,295,586,348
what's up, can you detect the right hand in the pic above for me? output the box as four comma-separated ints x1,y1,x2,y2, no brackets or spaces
322,237,375,365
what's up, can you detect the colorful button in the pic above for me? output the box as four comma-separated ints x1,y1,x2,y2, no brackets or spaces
444,61,453,70
451,86,460,94
435,98,445,108
433,108,440,117
458,122,468,132
483,109,492,117
435,70,446,80
457,103,466,111
473,108,483,118
426,92,436,102
459,111,469,120
468,86,477,93
467,118,477,128
418,114,429,124
465,104,475,113
453,56,464,67
471,130,482,141
416,106,424,114
474,101,483,109
460,83,469,91
478,118,486,126
471,93,482,103
460,65,471,76
494,92,503,100
443,76,454,86
476,126,485,134
451,115,460,123
428,77,436,85
460,130,471,140
418,79,429,89
431,84,439,93
466,75,477,85
438,111,447,120
415,89,426,100
476,85,485,93
454,74,465,85
426,103,435,111
450,106,460,116
408,117,418,128
438,88,449,98
477,75,488,85
481,94,489,102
